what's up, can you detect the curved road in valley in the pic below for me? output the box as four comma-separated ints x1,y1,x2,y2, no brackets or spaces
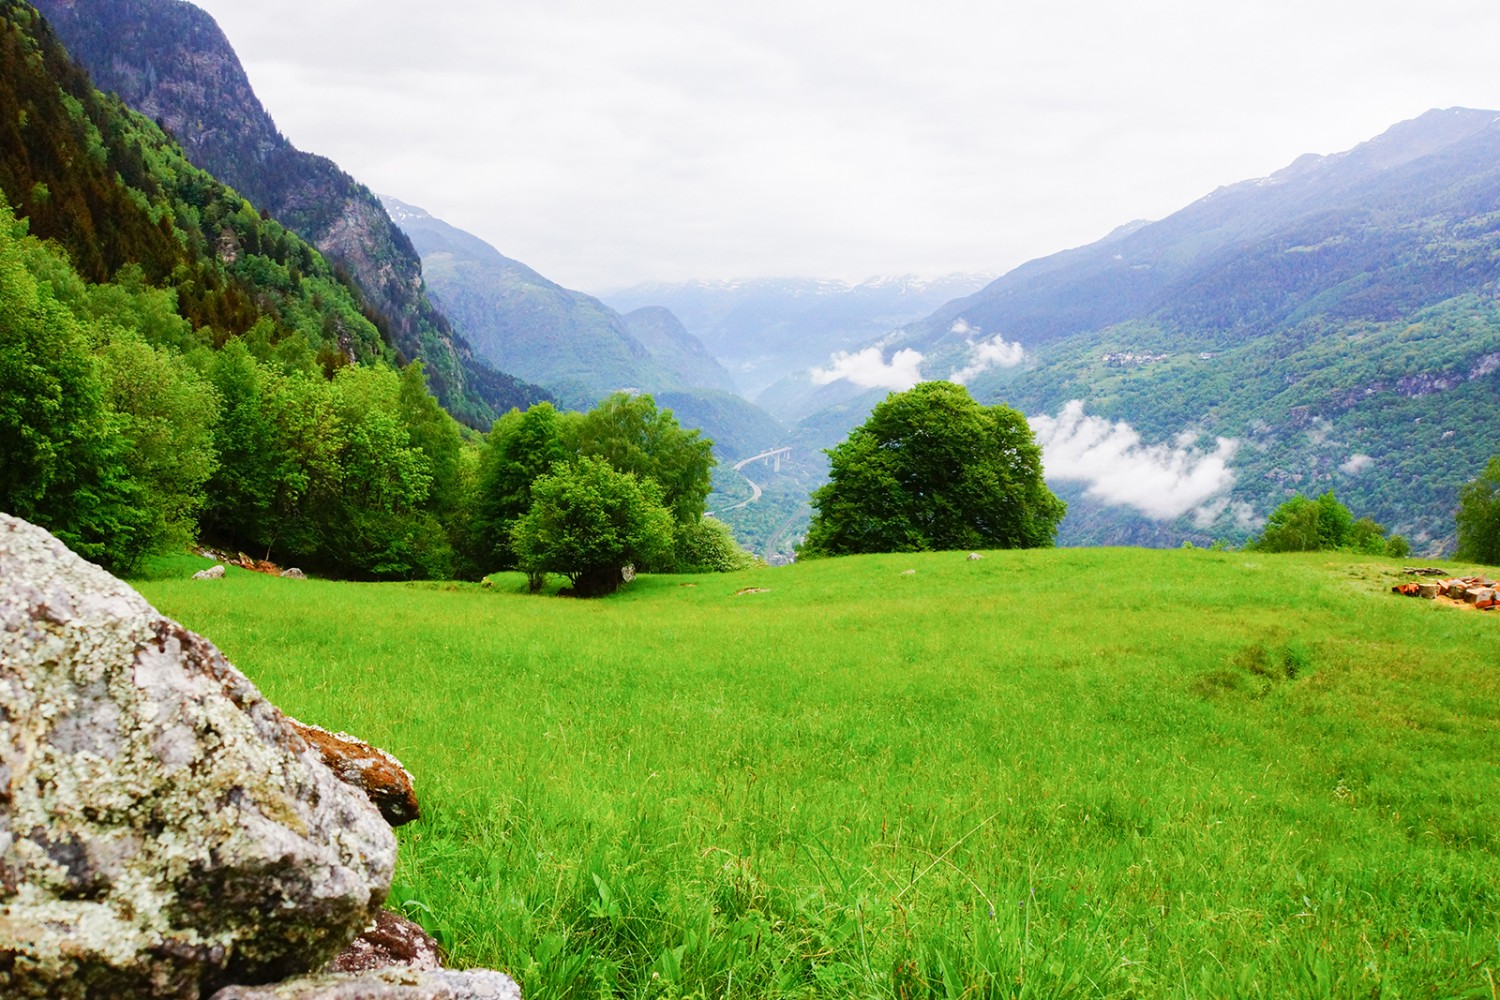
719,447,791,512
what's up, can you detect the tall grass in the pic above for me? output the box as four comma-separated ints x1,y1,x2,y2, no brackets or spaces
137,549,1500,998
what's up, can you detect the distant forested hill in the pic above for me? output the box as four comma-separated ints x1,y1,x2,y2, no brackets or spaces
32,0,547,425
799,109,1500,553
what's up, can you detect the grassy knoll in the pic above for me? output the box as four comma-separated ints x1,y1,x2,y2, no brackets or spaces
136,549,1500,998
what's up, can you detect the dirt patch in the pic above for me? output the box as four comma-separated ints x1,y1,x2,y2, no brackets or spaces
735,587,771,596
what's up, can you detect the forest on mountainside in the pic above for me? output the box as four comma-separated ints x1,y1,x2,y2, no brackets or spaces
28,0,548,427
0,2,632,580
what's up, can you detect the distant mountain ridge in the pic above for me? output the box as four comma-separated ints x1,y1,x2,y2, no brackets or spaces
32,0,547,424
382,198,785,460
381,197,737,408
896,107,1500,358
603,273,994,402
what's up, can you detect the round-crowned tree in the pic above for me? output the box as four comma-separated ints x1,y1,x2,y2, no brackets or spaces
511,455,675,596
801,381,1065,556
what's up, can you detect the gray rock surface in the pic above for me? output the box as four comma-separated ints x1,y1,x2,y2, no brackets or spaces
194,564,227,580
210,968,522,1000
0,515,397,999
282,568,307,580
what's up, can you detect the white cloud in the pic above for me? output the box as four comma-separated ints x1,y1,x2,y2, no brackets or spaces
1233,502,1266,532
1029,400,1238,520
1340,453,1374,475
1192,497,1265,532
1304,418,1334,446
948,333,1025,385
809,347,925,390
949,319,975,337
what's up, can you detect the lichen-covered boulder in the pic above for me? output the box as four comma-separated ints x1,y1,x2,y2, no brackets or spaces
285,720,420,828
0,515,397,999
210,967,523,1000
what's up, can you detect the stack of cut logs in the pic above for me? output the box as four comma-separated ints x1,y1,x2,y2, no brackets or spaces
196,546,282,575
1392,569,1497,610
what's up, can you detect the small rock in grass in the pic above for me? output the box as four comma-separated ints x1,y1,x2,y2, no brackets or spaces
327,909,442,975
210,968,522,1000
282,568,307,580
900,569,917,576
967,553,983,561
193,564,226,580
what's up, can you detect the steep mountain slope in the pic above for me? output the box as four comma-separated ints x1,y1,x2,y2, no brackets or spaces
32,0,546,425
603,274,992,401
620,307,737,394
381,197,741,408
805,109,1500,551
0,1,384,365
900,108,1500,358
0,0,484,576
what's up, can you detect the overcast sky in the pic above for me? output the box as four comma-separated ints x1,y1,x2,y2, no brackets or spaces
190,0,1500,294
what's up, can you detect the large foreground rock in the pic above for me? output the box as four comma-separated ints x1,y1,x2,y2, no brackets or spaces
0,515,397,999
211,968,522,999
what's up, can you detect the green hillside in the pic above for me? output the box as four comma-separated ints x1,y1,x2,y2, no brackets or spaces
139,548,1500,999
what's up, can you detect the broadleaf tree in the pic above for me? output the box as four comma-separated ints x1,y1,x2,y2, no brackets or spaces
511,455,675,596
1456,456,1500,564
801,381,1065,556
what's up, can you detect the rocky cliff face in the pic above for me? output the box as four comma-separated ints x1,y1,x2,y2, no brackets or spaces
33,0,547,426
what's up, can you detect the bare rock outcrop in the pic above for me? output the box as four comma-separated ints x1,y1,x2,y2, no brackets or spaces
0,514,397,999
210,967,522,1000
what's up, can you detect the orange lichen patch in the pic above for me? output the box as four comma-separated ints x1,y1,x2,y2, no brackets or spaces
286,719,420,827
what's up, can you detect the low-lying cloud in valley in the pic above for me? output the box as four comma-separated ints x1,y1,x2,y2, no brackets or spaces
1029,401,1238,520
810,347,925,390
947,319,1025,385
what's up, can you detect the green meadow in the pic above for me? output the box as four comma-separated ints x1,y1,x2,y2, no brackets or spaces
135,549,1500,999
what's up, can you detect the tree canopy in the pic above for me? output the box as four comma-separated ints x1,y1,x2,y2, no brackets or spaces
510,456,675,596
801,381,1065,556
1248,491,1408,556
569,391,715,523
1455,457,1500,564
468,392,729,582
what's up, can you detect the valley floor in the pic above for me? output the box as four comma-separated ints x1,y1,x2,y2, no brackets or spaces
137,548,1500,999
